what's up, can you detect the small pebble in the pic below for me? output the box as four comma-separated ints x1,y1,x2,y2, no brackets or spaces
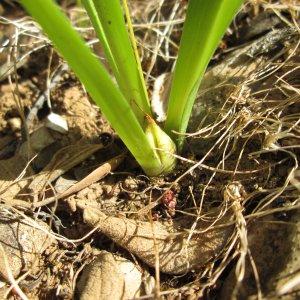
8,117,22,132
45,112,68,133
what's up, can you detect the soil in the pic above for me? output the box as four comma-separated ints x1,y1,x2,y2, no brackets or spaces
0,1,299,299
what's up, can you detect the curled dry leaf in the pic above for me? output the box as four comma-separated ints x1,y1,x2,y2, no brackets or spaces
28,143,105,193
0,126,54,200
0,214,56,281
77,251,152,300
151,72,172,123
81,206,234,275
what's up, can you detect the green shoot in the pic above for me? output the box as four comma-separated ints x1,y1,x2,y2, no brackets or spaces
20,0,243,176
164,0,243,147
20,0,175,176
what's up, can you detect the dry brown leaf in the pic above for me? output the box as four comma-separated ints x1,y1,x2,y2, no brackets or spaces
28,143,105,194
0,127,54,200
81,206,234,275
77,251,149,300
0,214,56,281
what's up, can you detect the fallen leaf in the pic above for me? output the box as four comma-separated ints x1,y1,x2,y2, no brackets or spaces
0,214,56,281
77,251,152,300
82,206,234,275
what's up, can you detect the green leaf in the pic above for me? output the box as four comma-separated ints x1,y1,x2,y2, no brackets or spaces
83,0,151,126
81,0,119,78
20,0,163,175
164,0,243,148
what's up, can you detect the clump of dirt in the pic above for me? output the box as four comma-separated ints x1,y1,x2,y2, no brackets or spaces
0,82,34,134
0,1,299,299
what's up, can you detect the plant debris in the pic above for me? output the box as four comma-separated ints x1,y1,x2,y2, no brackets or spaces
76,250,154,299
81,205,234,275
0,212,56,281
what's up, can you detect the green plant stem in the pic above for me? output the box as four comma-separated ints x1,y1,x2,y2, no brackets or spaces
121,0,149,113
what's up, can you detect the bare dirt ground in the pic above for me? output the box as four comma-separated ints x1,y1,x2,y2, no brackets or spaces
0,0,299,299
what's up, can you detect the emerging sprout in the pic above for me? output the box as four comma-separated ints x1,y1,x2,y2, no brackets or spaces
144,116,176,176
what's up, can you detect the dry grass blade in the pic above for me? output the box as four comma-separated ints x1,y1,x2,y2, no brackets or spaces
223,182,248,297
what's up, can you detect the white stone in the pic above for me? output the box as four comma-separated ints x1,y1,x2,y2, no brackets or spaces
45,112,68,133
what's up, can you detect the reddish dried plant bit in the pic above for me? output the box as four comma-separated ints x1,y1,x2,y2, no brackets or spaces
168,199,177,210
162,190,177,216
162,190,175,206
152,213,160,221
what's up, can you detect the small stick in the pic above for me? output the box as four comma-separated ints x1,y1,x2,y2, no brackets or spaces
32,153,126,208
2,153,125,209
